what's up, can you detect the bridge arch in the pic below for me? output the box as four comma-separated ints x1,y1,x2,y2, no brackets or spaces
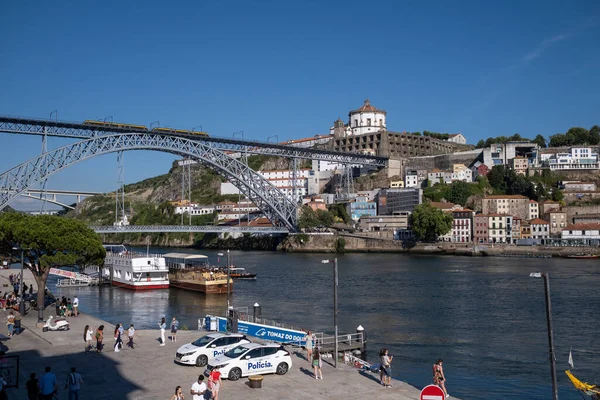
0,133,298,230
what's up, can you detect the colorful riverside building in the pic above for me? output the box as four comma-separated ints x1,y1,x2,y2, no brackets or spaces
430,202,474,243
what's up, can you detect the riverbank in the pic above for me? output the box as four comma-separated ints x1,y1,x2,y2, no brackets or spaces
1,307,457,399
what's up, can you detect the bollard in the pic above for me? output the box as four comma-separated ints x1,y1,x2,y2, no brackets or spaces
253,303,261,323
357,325,366,354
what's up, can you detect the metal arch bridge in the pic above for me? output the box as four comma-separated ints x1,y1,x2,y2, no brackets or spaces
2,188,102,210
91,225,289,234
0,116,388,166
0,133,303,230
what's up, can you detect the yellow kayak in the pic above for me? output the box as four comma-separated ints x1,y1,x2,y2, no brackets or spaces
565,370,600,399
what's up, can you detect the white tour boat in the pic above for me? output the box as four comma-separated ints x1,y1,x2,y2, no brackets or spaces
101,245,169,290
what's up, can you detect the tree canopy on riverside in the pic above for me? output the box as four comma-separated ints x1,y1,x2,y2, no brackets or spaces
410,203,453,242
0,213,105,319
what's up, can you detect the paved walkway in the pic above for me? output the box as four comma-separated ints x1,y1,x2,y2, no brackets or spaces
0,269,457,399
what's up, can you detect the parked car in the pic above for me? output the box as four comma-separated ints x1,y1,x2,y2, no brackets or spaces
175,333,250,367
204,343,292,381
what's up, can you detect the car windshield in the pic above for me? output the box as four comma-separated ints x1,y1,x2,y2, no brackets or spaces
191,335,215,347
223,345,249,359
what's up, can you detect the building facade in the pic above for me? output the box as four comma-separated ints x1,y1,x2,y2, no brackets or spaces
446,133,467,144
377,188,422,215
482,195,530,220
473,214,489,243
544,210,567,237
509,156,528,176
561,224,600,240
528,200,539,220
548,147,600,171
529,219,550,240
347,196,378,221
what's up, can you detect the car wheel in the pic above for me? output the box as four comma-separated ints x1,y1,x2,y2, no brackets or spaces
228,367,242,381
42,327,48,332
276,362,289,375
196,355,208,367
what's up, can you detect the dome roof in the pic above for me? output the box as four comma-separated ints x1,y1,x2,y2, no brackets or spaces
349,99,386,115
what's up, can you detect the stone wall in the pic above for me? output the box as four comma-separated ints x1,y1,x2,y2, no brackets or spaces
403,150,483,173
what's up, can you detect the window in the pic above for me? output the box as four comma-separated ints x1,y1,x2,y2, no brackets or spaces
354,119,358,127
245,349,263,359
262,347,279,357
367,118,371,125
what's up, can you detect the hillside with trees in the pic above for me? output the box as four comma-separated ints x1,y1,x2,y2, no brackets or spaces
475,125,600,149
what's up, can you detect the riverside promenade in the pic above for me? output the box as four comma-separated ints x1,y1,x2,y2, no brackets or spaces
0,270,457,399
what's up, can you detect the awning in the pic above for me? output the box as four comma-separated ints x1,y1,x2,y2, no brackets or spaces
162,253,209,260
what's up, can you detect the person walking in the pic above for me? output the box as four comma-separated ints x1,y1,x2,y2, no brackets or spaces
433,359,449,398
72,296,79,317
171,317,179,342
304,330,314,362
95,325,104,353
6,311,14,337
378,348,386,385
25,372,39,400
159,317,166,346
312,347,323,380
64,367,83,400
127,324,135,349
208,366,222,400
170,385,185,400
84,325,94,352
381,348,393,388
13,309,21,335
190,375,209,400
114,324,123,352
39,366,58,400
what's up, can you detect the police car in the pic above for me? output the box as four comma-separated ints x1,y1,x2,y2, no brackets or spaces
204,342,292,381
175,333,251,367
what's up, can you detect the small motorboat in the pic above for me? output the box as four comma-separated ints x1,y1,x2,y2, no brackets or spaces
564,254,600,259
566,370,600,399
226,267,257,280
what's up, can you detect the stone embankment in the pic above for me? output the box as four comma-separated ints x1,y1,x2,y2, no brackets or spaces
280,232,599,257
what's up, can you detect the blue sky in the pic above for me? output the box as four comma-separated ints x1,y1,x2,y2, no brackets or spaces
1,0,599,209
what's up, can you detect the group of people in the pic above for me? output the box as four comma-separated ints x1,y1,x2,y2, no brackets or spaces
5,310,21,337
158,316,179,346
177,370,221,400
304,331,323,380
25,366,83,400
83,323,135,353
57,296,79,318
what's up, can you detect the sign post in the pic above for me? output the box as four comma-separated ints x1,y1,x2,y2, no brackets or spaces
420,384,445,400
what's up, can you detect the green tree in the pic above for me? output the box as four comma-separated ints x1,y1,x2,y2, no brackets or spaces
446,181,471,206
298,206,319,229
551,188,564,202
410,203,453,242
487,165,507,192
0,213,105,320
315,209,334,227
549,133,569,147
566,127,590,145
476,139,485,148
589,125,600,145
532,134,547,148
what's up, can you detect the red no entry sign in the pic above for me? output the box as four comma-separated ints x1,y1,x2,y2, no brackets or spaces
420,384,445,400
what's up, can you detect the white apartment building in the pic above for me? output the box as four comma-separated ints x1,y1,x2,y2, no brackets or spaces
427,166,473,184
561,224,600,240
221,168,314,201
446,133,467,144
529,219,550,240
174,203,216,216
548,147,600,170
405,170,426,188
528,200,539,220
488,214,511,243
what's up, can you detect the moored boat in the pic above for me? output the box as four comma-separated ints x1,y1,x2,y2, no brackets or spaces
164,253,232,294
101,245,169,290
566,370,600,399
564,254,600,259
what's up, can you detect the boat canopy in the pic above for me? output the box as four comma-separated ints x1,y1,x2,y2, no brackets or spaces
163,253,209,261
163,253,209,270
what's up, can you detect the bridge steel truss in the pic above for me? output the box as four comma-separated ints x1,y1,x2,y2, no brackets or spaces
0,116,388,166
0,133,300,230
91,225,289,234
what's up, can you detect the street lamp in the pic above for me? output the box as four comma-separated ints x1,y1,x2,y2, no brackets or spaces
529,272,558,400
321,258,338,368
12,247,25,315
226,250,231,317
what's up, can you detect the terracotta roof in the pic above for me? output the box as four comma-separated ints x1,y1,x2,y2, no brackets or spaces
564,223,600,231
349,99,387,115
476,213,510,217
529,218,549,225
529,200,538,204
429,202,456,210
448,133,463,138
430,168,443,173
484,195,529,199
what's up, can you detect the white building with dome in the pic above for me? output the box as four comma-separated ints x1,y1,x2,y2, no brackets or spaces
329,99,387,137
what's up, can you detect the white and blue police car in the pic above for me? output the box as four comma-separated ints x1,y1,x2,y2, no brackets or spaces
204,342,292,381
175,333,250,367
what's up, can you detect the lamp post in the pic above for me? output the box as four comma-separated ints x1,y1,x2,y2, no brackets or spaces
12,247,25,315
530,272,558,400
226,250,231,317
321,258,338,368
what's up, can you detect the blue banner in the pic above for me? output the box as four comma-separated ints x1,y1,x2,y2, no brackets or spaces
215,317,306,345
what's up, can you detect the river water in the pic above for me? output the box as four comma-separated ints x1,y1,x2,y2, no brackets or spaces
48,249,600,400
